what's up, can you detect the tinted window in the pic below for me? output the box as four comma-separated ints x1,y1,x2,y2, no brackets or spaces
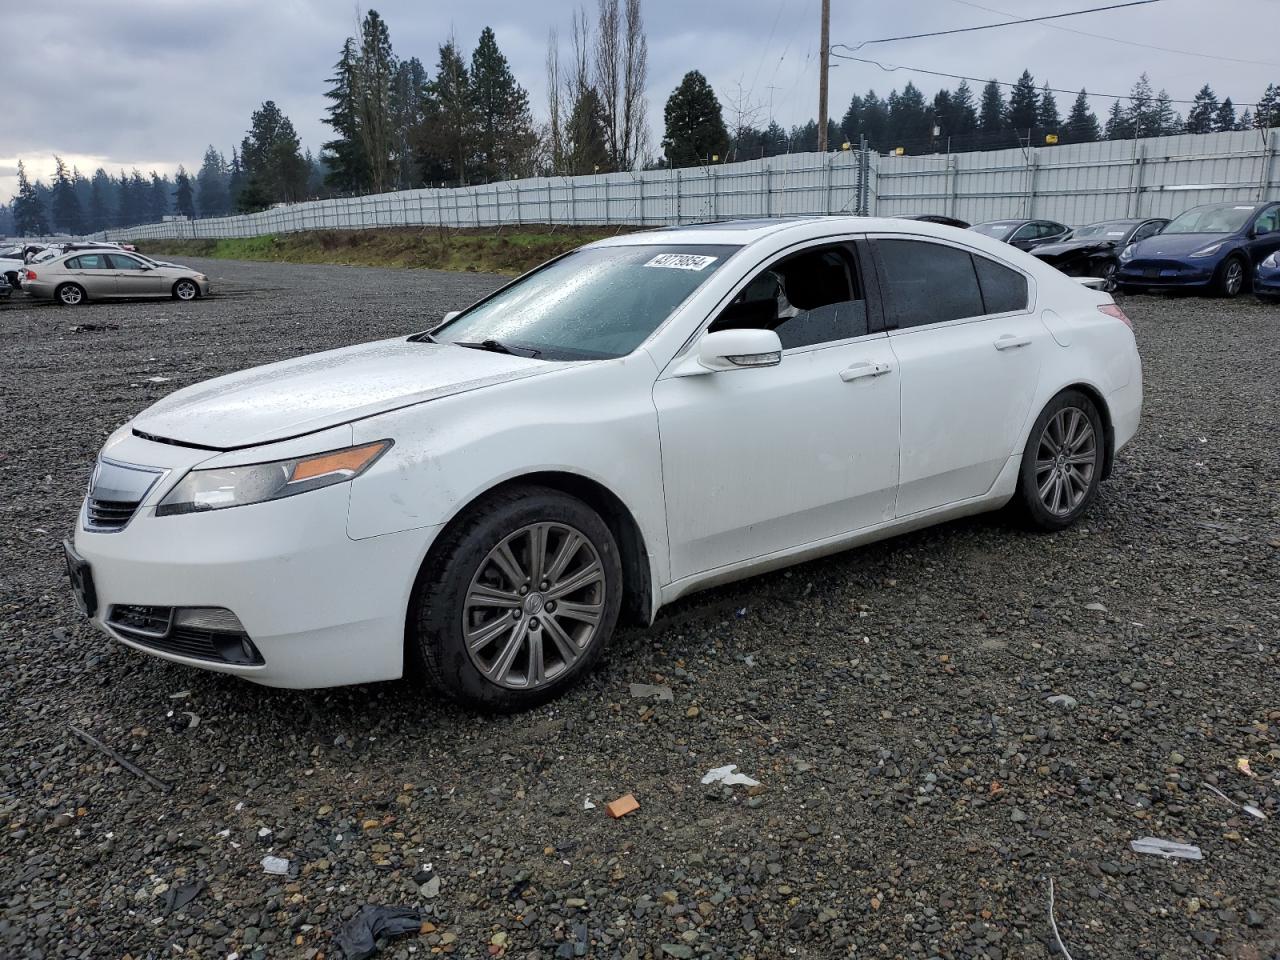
973,256,1028,314
1254,206,1280,234
68,254,108,270
1131,221,1164,242
877,239,984,328
1010,223,1037,241
107,254,147,270
711,245,867,349
1037,221,1066,238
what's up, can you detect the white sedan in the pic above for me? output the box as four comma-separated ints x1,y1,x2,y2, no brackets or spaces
68,217,1142,710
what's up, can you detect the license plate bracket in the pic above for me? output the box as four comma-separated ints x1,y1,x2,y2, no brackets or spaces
63,540,97,618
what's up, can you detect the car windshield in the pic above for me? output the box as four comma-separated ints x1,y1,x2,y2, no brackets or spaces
1073,221,1135,238
1162,204,1257,235
432,244,739,360
970,222,1019,240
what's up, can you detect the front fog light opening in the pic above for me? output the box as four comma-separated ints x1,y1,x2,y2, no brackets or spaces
172,607,264,666
173,607,245,632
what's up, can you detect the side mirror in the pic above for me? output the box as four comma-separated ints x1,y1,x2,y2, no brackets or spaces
442,310,461,323
674,328,783,377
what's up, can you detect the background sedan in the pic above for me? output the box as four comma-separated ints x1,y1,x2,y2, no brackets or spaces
969,218,1071,251
22,250,210,305
1032,218,1168,291
1117,201,1280,297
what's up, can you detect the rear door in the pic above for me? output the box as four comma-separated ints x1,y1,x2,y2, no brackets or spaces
870,236,1046,516
65,253,117,297
108,253,165,297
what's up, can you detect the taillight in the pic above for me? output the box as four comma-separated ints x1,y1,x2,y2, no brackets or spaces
1098,303,1131,329
22,269,35,281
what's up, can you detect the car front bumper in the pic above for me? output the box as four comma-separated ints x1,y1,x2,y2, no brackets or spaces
71,434,437,688
1116,260,1215,288
1255,269,1280,296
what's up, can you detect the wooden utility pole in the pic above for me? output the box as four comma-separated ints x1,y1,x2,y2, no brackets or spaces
817,0,831,151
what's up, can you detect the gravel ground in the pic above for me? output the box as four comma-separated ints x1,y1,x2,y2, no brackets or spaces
2,259,1278,960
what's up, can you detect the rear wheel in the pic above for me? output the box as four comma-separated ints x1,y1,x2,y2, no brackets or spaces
1216,256,1247,298
172,279,198,301
410,486,623,711
56,283,85,306
1015,390,1105,531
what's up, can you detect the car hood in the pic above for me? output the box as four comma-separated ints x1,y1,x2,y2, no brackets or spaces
1032,238,1118,258
1130,232,1232,257
132,337,554,449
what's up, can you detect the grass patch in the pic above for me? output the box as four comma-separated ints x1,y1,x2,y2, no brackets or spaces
138,225,641,276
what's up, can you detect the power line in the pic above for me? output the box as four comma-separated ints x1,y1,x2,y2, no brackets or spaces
943,0,1279,67
835,0,1163,50
829,50,1265,109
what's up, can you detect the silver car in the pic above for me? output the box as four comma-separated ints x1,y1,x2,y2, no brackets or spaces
21,250,210,305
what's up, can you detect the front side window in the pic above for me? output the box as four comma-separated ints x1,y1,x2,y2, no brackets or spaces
1131,221,1165,243
1010,223,1038,241
877,239,984,328
107,254,147,271
1253,205,1280,234
433,244,738,360
709,245,868,349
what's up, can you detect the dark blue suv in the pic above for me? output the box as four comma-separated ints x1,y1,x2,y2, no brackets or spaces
1116,201,1280,297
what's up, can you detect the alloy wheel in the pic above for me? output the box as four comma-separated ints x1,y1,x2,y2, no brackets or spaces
1224,260,1244,296
59,285,82,305
1101,262,1118,293
463,521,606,690
176,280,196,300
1035,407,1097,517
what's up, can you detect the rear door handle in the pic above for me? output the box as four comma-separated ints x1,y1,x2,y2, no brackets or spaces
994,334,1032,351
840,361,893,382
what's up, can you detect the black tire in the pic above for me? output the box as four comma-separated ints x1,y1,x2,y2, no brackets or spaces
3,270,18,288
55,283,86,306
1215,255,1247,298
409,485,623,712
172,279,199,301
1015,389,1106,531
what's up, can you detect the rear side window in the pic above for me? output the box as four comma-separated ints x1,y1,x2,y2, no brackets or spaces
68,254,107,269
876,239,984,328
973,255,1029,313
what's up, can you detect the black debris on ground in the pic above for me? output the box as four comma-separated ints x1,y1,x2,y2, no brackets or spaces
1,259,1278,958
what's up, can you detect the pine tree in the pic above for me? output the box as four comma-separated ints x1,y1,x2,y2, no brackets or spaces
391,57,429,188
470,27,537,181
1126,73,1155,135
88,168,112,231
354,10,396,192
173,166,196,218
12,161,48,235
1214,97,1238,132
1237,110,1253,131
1007,70,1039,134
859,90,889,146
979,80,1006,133
416,40,475,186
321,37,369,193
950,81,978,135
1064,90,1101,143
196,147,230,217
661,70,728,166
762,120,788,156
840,93,864,144
1104,100,1134,140
1149,89,1180,137
51,156,84,234
567,87,610,172
932,89,953,137
148,172,171,222
1255,83,1280,129
240,101,308,209
228,149,245,210
888,82,930,147
1037,83,1061,137
1184,85,1219,134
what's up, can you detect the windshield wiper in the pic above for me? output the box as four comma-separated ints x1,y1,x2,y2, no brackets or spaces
454,338,541,358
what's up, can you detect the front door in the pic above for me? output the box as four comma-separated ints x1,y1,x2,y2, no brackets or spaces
1246,204,1280,268
653,240,901,582
108,253,164,297
871,236,1046,516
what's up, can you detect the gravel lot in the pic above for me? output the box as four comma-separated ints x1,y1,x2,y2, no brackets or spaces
2,258,1278,960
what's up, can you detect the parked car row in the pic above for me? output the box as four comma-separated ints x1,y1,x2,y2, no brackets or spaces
898,201,1280,300
1,241,209,305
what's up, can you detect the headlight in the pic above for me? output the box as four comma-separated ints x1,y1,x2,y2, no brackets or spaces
1119,244,1135,261
1188,242,1223,258
1263,251,1278,269
156,440,390,516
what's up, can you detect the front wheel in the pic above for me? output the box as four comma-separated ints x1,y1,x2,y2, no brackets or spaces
1100,262,1119,293
1015,390,1105,531
410,486,623,711
1216,256,1247,298
172,279,199,301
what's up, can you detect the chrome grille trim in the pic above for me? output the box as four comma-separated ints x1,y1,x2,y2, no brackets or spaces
83,458,165,533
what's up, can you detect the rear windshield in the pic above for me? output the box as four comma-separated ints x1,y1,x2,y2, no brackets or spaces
969,222,1019,240
433,244,739,360
1073,221,1135,238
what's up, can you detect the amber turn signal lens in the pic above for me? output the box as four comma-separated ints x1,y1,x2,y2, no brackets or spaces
289,441,390,483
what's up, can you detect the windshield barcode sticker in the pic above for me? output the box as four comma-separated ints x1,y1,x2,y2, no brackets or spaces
645,253,718,271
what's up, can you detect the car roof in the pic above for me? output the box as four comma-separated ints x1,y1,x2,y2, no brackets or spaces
588,215,982,249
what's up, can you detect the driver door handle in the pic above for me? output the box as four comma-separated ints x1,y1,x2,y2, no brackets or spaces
994,334,1032,351
840,360,893,382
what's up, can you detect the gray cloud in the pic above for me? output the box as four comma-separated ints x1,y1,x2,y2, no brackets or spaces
5,0,1277,199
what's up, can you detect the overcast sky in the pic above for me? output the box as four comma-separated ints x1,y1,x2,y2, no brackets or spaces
4,0,1277,200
